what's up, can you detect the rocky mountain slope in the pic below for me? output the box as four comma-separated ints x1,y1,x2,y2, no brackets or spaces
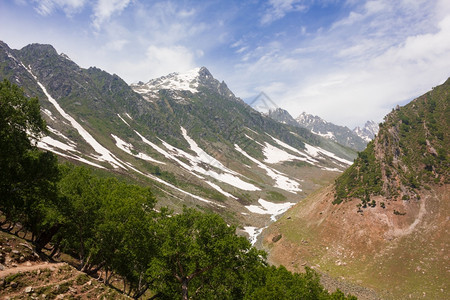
264,108,377,151
295,112,377,151
0,41,357,243
262,78,449,299
266,107,302,128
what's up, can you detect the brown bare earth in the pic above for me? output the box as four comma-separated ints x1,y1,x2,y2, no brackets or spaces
262,184,449,299
0,231,130,299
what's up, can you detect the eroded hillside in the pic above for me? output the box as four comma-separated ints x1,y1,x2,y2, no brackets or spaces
263,78,449,299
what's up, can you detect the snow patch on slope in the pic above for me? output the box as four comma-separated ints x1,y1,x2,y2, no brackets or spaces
311,130,335,140
38,136,76,152
235,144,301,193
24,65,126,169
117,114,130,126
245,199,295,221
180,127,238,175
42,109,55,121
37,141,106,169
206,181,237,199
135,130,260,192
268,136,318,165
263,142,305,164
47,127,76,146
111,134,165,164
304,143,353,165
243,226,266,246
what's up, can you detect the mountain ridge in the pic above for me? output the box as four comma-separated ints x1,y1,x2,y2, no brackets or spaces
0,41,356,244
264,106,375,151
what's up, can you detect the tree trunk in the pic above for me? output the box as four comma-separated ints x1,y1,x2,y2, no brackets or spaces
80,253,91,272
132,283,149,299
35,224,61,253
13,225,23,236
49,236,62,258
181,278,189,300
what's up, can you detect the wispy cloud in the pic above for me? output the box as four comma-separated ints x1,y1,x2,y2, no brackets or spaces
31,0,86,16
92,0,131,30
278,2,450,126
261,0,307,25
225,0,450,127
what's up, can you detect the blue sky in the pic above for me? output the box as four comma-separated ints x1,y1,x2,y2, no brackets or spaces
1,0,450,128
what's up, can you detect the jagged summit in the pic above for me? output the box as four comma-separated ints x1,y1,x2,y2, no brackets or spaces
353,120,379,142
21,43,58,55
131,66,236,102
266,108,299,127
132,67,202,95
296,112,328,126
295,112,368,151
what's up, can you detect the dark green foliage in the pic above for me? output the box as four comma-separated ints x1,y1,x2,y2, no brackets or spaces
56,164,159,297
333,142,382,204
0,79,61,249
243,266,356,300
147,208,266,299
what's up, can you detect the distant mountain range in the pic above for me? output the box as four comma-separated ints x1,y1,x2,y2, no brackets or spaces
295,112,379,151
259,106,378,151
0,41,356,242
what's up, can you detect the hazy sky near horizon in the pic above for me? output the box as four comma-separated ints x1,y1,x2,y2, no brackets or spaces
1,0,450,128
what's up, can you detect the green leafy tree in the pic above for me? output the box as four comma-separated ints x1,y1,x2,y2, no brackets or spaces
57,165,104,271
0,79,60,251
95,179,158,298
1,79,45,221
244,265,357,300
148,208,265,299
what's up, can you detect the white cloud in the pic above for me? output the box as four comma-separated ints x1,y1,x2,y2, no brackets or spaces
282,14,450,127
115,45,197,83
31,0,86,16
261,0,307,25
92,0,131,30
224,0,450,128
104,39,129,51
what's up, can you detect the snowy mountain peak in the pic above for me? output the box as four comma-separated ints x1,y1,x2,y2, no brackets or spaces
131,67,202,96
296,112,328,126
353,120,379,142
131,66,238,102
294,112,369,151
